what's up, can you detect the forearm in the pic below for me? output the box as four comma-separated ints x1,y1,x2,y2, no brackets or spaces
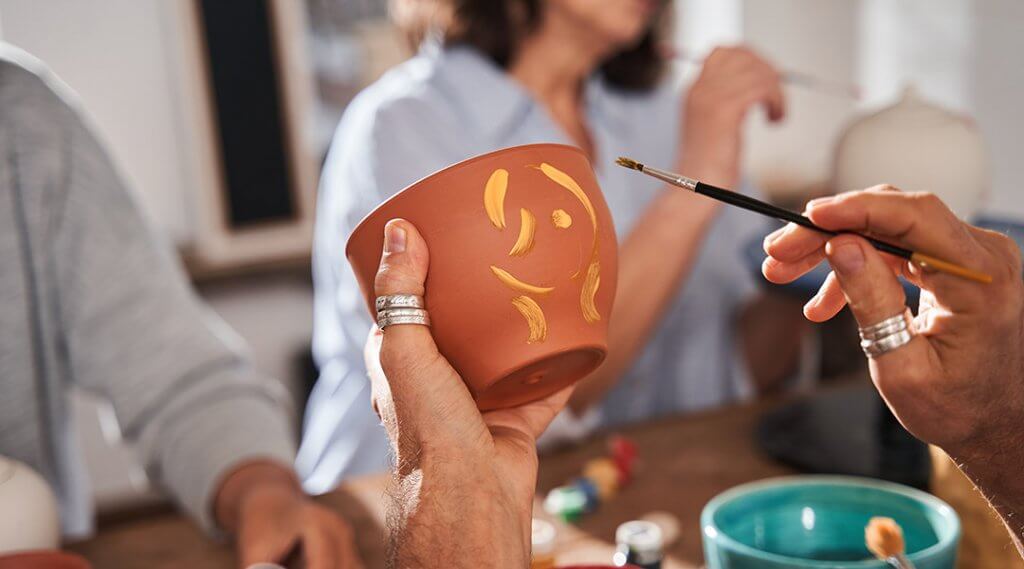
388,457,531,568
950,445,1024,556
136,378,296,532
568,187,718,413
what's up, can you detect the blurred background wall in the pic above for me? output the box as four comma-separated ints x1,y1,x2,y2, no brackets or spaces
1,0,1021,511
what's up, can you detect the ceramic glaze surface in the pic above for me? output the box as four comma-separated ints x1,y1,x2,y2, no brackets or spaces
702,476,960,569
347,144,617,411
833,87,989,219
0,458,60,554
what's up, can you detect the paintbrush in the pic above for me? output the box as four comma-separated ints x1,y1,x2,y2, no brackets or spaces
615,157,993,284
661,45,861,100
866,517,915,568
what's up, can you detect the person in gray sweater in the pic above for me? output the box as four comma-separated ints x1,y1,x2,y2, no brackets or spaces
0,45,362,567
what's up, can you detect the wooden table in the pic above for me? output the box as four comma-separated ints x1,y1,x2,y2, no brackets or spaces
67,396,798,568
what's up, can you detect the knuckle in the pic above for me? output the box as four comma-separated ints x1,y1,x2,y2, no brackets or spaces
910,191,946,212
373,265,416,295
873,183,902,194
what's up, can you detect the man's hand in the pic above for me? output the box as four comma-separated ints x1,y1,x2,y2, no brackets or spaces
365,219,572,568
679,46,785,187
214,460,364,569
762,186,1024,552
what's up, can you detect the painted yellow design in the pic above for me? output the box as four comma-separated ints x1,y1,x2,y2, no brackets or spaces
511,295,547,343
536,162,602,322
483,169,509,229
490,266,554,295
537,163,597,230
580,260,601,324
551,209,572,229
509,208,536,257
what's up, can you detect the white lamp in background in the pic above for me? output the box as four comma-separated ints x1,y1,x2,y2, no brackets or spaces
833,86,989,220
0,456,60,554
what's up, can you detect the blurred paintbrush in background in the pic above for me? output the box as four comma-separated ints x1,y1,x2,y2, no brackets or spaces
661,45,861,100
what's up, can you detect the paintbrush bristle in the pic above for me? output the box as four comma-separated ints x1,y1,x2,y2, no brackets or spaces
866,517,906,560
615,157,644,171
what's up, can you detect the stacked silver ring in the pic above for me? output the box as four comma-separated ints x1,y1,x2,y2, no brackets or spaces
376,294,430,329
859,308,915,358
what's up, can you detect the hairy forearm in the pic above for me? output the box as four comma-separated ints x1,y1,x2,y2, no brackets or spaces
387,459,531,568
568,187,719,414
951,445,1024,556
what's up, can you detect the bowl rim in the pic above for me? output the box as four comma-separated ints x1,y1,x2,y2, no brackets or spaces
345,142,588,261
700,474,961,567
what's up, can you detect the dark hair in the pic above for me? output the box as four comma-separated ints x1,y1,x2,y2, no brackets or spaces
392,0,670,92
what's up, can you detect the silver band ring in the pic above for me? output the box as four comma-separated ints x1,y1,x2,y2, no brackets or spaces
377,307,429,319
858,308,915,358
377,312,431,329
861,329,914,357
376,294,425,312
858,309,912,340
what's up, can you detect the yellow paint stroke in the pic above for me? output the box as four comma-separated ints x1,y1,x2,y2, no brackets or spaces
511,295,547,343
490,266,554,295
535,163,602,322
509,208,536,256
483,169,509,229
551,209,573,229
580,260,601,323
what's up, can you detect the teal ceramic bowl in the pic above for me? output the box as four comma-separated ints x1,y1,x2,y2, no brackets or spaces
701,476,960,568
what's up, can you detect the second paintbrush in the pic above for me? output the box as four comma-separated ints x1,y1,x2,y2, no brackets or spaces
614,156,992,284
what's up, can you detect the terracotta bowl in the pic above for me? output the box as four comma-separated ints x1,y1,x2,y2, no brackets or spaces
347,143,618,410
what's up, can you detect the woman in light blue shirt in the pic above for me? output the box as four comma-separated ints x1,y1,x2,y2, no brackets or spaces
298,0,797,492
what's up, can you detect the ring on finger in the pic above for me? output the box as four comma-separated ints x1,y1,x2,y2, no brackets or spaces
858,308,915,358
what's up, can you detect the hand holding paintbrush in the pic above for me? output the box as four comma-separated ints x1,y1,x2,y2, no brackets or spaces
662,44,860,100
615,157,991,284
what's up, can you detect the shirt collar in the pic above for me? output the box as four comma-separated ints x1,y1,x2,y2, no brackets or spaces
431,45,638,142
432,46,534,140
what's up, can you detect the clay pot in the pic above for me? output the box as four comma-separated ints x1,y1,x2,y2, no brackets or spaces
0,551,91,569
348,143,618,410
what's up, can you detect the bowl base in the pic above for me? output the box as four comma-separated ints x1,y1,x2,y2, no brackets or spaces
475,348,604,411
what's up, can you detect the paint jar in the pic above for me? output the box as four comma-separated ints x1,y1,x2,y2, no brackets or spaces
613,520,663,569
531,518,557,569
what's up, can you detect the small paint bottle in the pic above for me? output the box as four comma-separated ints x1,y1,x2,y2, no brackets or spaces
612,520,663,569
531,518,557,569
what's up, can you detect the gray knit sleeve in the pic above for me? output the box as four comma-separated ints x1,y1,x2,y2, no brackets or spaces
48,96,297,533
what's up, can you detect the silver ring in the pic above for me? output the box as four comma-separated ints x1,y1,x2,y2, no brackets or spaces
376,294,425,312
858,309,912,340
861,329,914,357
377,307,429,319
858,308,915,358
377,309,431,330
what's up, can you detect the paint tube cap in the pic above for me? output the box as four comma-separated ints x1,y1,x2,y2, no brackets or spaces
615,520,663,555
543,485,587,522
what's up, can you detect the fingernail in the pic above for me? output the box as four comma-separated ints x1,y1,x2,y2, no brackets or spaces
830,241,864,275
384,222,406,253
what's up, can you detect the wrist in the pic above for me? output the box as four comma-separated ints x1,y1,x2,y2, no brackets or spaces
676,151,739,189
946,439,1024,521
214,459,301,533
390,451,533,567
